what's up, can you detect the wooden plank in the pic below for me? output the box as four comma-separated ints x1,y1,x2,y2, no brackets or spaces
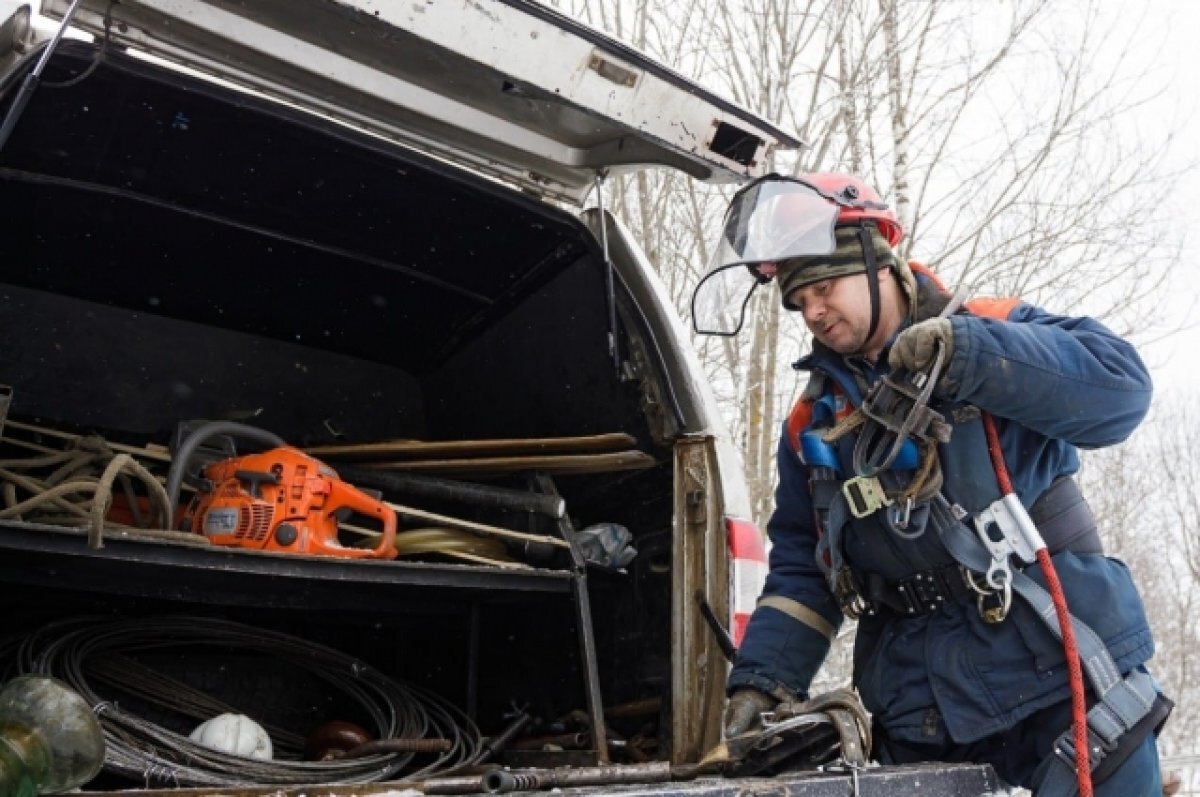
365,450,656,476
304,432,638,461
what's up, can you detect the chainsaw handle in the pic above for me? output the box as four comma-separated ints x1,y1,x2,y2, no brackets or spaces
166,422,286,522
326,478,398,559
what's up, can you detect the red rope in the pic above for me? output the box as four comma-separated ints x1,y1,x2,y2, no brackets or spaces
982,411,1093,797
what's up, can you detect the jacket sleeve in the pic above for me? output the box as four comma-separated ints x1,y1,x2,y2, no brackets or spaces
726,427,844,699
944,303,1152,448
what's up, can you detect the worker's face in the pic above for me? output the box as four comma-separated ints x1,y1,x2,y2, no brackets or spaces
787,273,875,355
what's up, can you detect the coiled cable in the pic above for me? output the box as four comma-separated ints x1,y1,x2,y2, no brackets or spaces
13,616,482,787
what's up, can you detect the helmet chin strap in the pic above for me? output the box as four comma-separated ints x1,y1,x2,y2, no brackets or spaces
857,224,882,345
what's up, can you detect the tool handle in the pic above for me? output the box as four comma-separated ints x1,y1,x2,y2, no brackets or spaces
327,479,398,559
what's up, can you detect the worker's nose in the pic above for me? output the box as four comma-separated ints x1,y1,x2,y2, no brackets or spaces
803,298,826,325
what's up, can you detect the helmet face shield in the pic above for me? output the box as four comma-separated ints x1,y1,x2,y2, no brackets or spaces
691,262,777,336
708,179,841,272
691,178,840,335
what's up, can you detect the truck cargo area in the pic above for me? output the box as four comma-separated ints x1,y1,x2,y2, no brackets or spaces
0,35,1000,797
0,39,685,788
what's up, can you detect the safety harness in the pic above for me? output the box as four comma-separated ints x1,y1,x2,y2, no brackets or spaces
787,272,1170,796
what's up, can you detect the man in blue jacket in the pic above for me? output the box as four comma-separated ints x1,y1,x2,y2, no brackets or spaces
696,173,1168,795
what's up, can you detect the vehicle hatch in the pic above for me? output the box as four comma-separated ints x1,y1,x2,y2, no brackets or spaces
39,0,803,204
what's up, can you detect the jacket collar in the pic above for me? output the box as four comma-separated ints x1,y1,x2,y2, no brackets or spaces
791,272,952,404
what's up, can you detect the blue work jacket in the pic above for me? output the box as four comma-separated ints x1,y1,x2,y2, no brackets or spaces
727,282,1156,745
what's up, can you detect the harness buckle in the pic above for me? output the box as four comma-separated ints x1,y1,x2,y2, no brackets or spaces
842,476,892,518
1053,727,1108,774
896,570,946,614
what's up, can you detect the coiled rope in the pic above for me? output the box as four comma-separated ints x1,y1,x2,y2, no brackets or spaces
0,436,181,548
12,616,483,787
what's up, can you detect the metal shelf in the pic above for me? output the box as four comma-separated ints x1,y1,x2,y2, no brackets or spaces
0,521,574,611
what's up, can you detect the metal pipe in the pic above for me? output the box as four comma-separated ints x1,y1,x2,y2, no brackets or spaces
337,466,564,518
476,710,532,763
420,774,489,795
337,737,452,758
481,761,698,794
534,473,609,763
506,731,589,751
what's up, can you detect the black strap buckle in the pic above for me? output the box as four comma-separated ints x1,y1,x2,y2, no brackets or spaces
895,570,949,614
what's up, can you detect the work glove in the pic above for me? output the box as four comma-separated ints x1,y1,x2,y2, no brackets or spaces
888,317,957,394
723,688,777,738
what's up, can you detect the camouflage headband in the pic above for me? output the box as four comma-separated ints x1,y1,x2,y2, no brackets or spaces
777,225,897,310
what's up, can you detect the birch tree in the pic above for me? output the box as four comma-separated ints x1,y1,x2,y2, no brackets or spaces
561,0,1181,526
558,0,1191,751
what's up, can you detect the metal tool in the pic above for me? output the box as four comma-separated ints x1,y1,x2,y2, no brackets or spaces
852,287,968,477
169,421,397,559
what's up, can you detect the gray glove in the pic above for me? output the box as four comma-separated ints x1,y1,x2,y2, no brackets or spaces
888,317,957,393
723,688,777,738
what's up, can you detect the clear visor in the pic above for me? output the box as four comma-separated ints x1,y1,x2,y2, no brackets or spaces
691,262,777,336
691,180,840,335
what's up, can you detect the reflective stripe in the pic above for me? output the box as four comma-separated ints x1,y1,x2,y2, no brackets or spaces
733,558,768,644
727,517,767,647
757,595,836,641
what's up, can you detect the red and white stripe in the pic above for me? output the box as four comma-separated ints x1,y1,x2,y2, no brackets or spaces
726,517,767,647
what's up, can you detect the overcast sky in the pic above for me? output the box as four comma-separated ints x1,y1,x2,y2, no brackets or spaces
1137,0,1200,394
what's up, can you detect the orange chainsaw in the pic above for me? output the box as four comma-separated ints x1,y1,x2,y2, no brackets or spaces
167,422,397,559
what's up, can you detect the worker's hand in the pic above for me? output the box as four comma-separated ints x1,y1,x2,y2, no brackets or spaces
888,318,956,393
723,688,777,738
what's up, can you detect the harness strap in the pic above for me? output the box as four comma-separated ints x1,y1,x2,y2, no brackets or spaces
837,477,1100,617
931,495,1162,793
930,496,1125,696
1035,673,1172,797
1027,476,1102,555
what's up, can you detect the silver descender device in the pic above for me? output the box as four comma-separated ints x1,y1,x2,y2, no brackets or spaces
969,493,1046,623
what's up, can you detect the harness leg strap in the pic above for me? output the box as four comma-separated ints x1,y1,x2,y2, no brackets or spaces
1034,684,1173,797
931,497,1168,788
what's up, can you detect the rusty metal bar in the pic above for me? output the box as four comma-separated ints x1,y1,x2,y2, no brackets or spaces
533,472,609,764
477,709,533,764
482,761,698,793
338,737,453,758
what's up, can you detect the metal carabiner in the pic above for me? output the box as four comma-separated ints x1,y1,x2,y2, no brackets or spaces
976,580,1012,624
962,567,1012,624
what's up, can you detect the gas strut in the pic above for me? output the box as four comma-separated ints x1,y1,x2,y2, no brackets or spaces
0,0,86,153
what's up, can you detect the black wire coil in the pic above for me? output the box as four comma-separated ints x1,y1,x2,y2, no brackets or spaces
11,616,482,787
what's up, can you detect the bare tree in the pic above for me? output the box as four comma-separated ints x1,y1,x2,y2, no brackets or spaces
555,0,1191,734
1076,396,1200,755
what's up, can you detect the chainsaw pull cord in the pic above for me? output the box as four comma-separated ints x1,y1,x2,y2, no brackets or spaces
981,411,1092,797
